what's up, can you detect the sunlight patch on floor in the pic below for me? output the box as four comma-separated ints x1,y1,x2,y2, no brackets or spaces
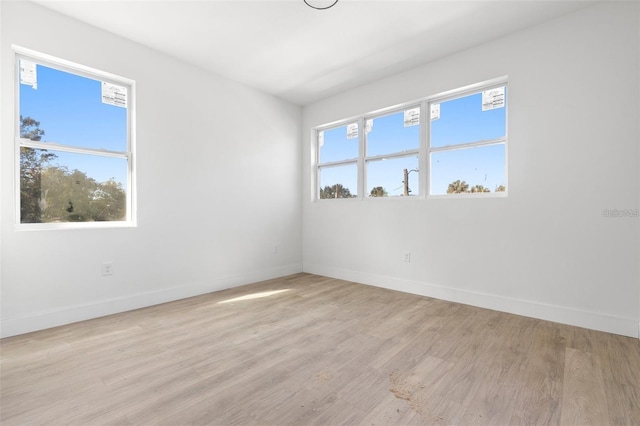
217,289,290,304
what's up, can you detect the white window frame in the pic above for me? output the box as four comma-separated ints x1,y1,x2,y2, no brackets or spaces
427,79,508,198
13,46,136,230
316,120,361,200
312,76,507,202
364,104,422,198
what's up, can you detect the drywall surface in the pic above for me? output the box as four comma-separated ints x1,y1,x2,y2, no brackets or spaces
1,1,302,337
302,2,640,337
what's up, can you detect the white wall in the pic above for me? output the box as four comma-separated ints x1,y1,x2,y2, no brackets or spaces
0,1,303,337
302,2,640,338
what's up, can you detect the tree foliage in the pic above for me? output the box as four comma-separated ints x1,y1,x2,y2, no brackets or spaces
320,183,354,199
447,180,470,194
21,116,46,141
37,167,126,222
471,185,490,193
369,186,388,197
446,180,505,194
19,116,126,223
20,116,57,222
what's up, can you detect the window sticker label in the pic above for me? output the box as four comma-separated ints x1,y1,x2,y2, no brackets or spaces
318,131,324,147
482,86,505,111
365,119,373,133
346,122,358,139
20,59,38,89
404,107,420,127
430,103,440,120
101,82,128,108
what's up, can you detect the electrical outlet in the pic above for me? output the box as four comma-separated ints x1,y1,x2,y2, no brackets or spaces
102,262,114,276
273,245,279,254
403,252,411,263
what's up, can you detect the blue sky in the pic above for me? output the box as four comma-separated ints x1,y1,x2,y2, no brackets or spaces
20,62,128,185
319,89,506,196
430,92,506,193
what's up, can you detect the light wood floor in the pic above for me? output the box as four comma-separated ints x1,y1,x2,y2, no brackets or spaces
1,273,639,425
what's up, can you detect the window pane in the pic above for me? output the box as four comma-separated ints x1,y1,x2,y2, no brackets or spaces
431,90,506,148
367,156,419,197
20,148,128,223
20,63,127,152
319,163,357,199
430,144,506,195
318,123,359,163
366,109,420,157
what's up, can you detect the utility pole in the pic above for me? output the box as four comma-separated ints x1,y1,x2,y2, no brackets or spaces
403,168,418,196
403,169,409,196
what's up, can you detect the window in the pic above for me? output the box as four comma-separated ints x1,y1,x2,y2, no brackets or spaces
365,107,420,197
429,86,506,195
313,78,507,200
15,48,135,227
317,123,358,199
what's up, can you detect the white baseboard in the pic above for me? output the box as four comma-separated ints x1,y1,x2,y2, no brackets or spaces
4,263,636,340
303,263,640,339
0,263,302,338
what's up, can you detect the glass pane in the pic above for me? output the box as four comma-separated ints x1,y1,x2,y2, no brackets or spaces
319,163,357,199
20,148,128,223
367,156,419,197
430,144,506,195
366,109,420,157
20,62,127,152
318,123,359,163
431,89,506,148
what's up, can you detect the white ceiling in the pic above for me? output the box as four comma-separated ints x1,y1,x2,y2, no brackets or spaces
33,0,597,106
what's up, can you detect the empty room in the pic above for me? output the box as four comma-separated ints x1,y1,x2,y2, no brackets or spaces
1,0,639,424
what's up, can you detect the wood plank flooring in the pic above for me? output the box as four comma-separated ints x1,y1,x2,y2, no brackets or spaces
1,273,639,425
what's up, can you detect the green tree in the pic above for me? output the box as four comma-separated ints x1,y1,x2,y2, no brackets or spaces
39,167,126,222
369,186,388,197
91,179,127,221
471,185,490,193
446,180,469,194
19,116,126,223
19,116,56,223
495,185,506,192
20,116,46,141
320,183,354,199
40,167,96,222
